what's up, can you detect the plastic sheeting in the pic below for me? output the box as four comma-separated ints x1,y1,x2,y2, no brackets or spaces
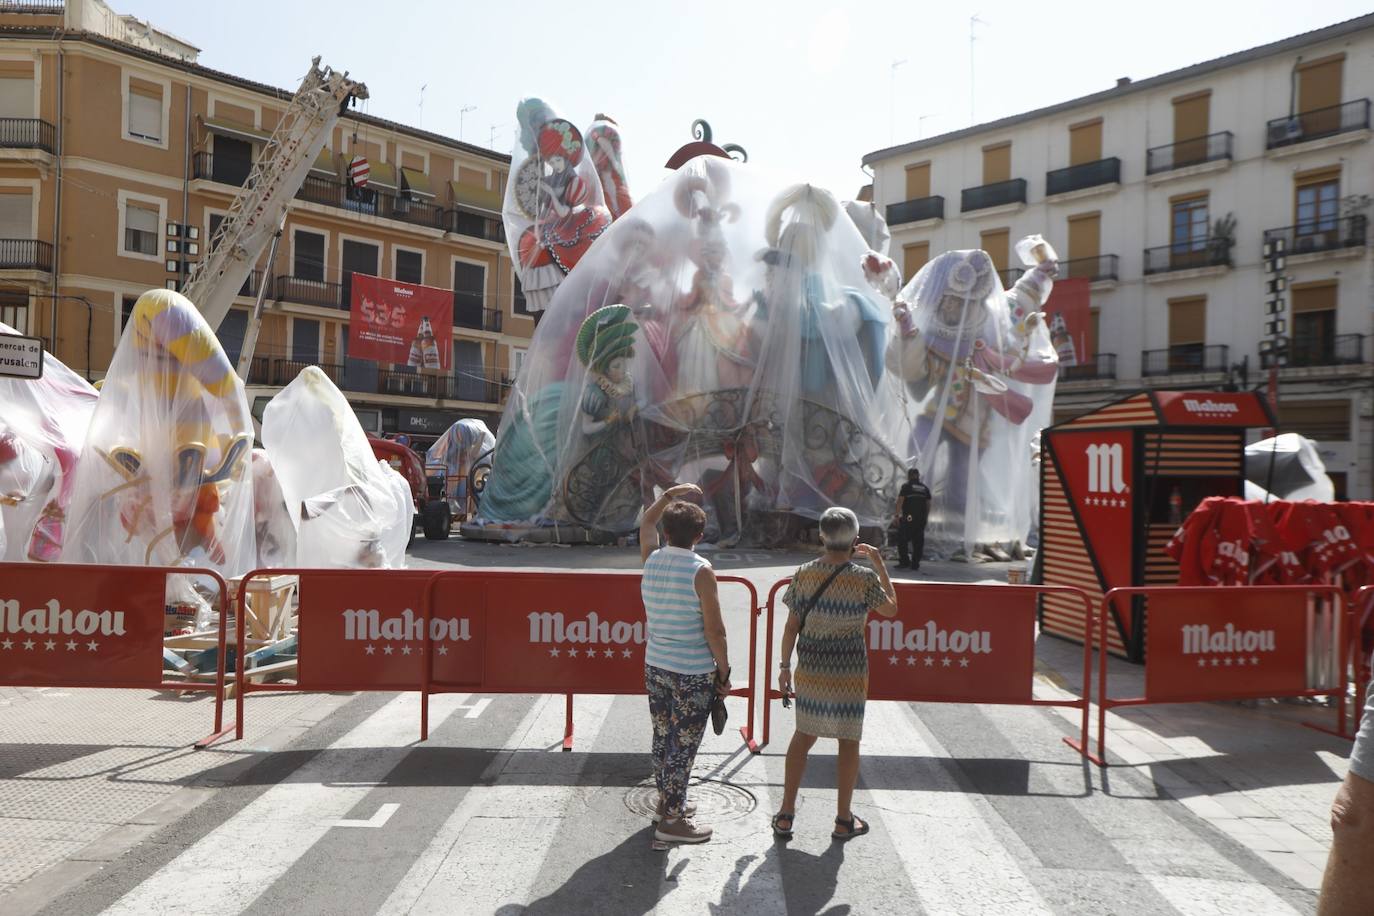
1245,433,1335,502
0,324,98,562
504,99,622,314
262,366,409,568
250,448,296,568
425,418,494,517
63,290,256,574
889,237,1060,556
477,157,911,544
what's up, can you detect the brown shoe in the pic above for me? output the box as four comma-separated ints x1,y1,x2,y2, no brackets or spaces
654,816,712,844
652,796,698,823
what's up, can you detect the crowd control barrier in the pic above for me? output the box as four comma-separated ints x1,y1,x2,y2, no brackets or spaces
1076,585,1350,766
232,567,762,750
758,579,1097,755
0,562,236,748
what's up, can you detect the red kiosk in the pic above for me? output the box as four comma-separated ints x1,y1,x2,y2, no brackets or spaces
1038,390,1275,661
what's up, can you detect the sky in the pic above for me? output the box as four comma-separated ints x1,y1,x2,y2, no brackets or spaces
130,0,1370,200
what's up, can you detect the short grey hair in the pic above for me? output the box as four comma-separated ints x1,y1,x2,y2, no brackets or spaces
819,507,859,550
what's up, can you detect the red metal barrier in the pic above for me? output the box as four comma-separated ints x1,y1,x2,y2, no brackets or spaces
230,567,761,750
419,570,762,750
759,579,1096,756
0,562,236,748
1078,585,1350,767
1352,585,1374,738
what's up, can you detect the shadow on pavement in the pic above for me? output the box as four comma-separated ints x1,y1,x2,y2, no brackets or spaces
494,827,673,916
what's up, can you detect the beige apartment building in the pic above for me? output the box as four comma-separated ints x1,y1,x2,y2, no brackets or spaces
865,15,1374,498
0,0,529,445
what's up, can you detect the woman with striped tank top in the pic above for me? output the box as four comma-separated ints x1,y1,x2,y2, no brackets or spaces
639,483,731,845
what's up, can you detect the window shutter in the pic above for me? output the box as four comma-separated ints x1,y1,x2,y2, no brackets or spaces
1068,119,1102,166
1291,282,1337,314
126,202,158,234
982,143,1011,184
1167,297,1206,345
128,92,162,140
903,241,930,279
904,162,931,201
979,228,1010,272
0,193,32,238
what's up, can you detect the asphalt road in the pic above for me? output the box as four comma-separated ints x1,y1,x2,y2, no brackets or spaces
22,537,1331,915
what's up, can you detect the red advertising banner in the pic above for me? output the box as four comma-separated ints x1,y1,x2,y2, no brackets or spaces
0,566,167,688
1048,428,1134,590
294,571,650,694
1044,276,1091,367
348,273,452,370
1144,589,1309,701
1153,391,1273,428
867,583,1037,703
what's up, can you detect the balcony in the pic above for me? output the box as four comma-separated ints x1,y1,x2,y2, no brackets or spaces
294,174,446,231
960,178,1027,214
1266,99,1371,151
1059,254,1119,283
1141,344,1229,377
237,268,266,299
251,356,508,404
1262,215,1366,260
274,274,343,309
1275,334,1367,369
0,117,55,155
1045,157,1120,197
444,207,506,243
886,195,945,226
1145,131,1232,176
0,238,52,271
1060,353,1116,381
1143,240,1230,276
192,151,252,187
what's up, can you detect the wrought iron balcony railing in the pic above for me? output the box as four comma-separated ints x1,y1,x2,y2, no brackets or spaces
274,274,343,309
1143,239,1230,275
0,117,55,154
0,238,52,271
1266,99,1371,150
1282,333,1366,369
1262,215,1366,258
1141,344,1229,377
1146,131,1232,175
251,355,510,403
960,178,1027,213
1060,353,1116,381
1045,157,1120,196
444,207,506,243
886,195,945,225
1059,254,1119,282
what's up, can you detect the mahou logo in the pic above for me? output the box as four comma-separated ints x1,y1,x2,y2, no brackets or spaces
528,611,646,645
342,608,470,642
1181,623,1276,655
1,598,127,637
1182,398,1240,417
867,619,992,655
1085,443,1127,495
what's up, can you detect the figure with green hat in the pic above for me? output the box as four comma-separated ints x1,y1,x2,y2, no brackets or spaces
576,304,640,438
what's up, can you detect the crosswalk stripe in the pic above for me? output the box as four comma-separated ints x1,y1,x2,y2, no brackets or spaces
1147,875,1303,915
861,700,1055,914
101,693,472,916
378,694,616,915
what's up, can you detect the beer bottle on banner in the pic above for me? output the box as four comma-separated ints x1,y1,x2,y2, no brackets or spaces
409,316,440,369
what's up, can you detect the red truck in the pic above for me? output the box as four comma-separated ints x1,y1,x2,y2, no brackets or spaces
367,434,448,546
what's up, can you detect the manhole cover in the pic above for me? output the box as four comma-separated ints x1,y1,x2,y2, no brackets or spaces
624,778,757,822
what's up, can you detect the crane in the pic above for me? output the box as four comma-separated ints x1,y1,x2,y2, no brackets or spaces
183,57,367,379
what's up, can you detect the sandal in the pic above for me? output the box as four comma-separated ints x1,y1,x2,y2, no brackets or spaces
832,814,870,840
771,811,795,839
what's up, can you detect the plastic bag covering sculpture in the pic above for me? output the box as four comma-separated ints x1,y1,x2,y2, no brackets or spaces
62,290,255,573
250,448,296,568
425,418,494,511
476,157,909,544
262,366,410,568
888,237,1060,556
505,98,617,314
0,323,98,561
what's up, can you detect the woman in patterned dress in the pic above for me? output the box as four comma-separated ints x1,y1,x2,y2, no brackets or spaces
774,507,898,840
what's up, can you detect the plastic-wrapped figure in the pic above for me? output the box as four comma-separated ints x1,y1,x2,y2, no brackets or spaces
586,114,633,220
262,366,410,568
506,98,613,315
0,325,98,561
250,448,296,568
425,418,495,520
889,237,1060,555
63,289,255,574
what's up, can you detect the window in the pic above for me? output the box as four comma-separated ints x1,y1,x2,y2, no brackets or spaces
0,191,32,239
0,60,34,119
1167,295,1206,370
1066,212,1101,278
1068,118,1103,166
1295,170,1339,235
1169,195,1210,269
341,239,379,311
396,249,424,285
126,79,163,143
454,339,485,401
1276,399,1350,442
293,230,325,281
1292,281,1337,366
1297,54,1344,135
121,295,138,334
291,317,320,363
0,289,27,333
902,241,930,280
979,228,1010,273
904,162,931,201
511,347,527,380
212,135,253,186
982,142,1010,185
218,309,248,366
453,261,485,329
512,273,529,317
124,202,159,256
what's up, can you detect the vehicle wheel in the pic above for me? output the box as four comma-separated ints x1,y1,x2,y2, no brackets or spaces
423,502,451,540
406,516,417,550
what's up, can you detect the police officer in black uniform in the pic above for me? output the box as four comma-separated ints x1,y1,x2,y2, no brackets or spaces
893,468,931,570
